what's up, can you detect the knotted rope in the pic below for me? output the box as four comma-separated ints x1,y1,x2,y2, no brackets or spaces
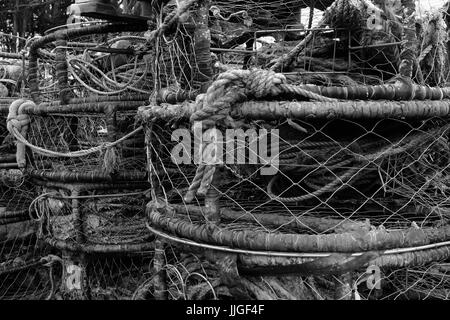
184,68,336,202
7,99,32,168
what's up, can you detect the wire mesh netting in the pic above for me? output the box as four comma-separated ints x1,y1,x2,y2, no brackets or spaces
136,0,450,300
2,19,155,300
1,62,51,300
25,106,147,175
2,0,450,300
146,117,450,233
30,23,152,103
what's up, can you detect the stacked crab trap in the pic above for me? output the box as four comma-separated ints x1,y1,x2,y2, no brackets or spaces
3,20,160,299
1,0,450,300
137,0,450,300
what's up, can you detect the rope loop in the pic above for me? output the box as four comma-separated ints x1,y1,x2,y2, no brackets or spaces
6,99,32,134
244,69,286,98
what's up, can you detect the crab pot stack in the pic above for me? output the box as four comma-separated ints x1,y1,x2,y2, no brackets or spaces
9,22,159,299
137,0,450,300
1,52,25,171
0,109,49,300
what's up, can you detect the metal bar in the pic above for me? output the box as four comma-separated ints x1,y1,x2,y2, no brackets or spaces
283,71,347,75
0,163,19,169
349,41,405,50
210,47,256,55
87,47,135,54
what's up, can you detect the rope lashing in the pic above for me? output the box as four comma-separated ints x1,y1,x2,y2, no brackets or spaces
7,99,32,168
141,0,199,50
7,99,143,164
184,69,336,203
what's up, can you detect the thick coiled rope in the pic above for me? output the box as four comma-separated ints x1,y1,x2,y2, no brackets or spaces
184,68,336,202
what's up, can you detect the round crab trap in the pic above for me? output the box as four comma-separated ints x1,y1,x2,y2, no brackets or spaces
137,0,450,300
3,21,157,300
7,22,153,178
141,93,450,300
28,178,155,300
0,51,25,99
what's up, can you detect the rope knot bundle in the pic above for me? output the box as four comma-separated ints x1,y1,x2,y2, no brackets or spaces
244,69,286,98
7,99,34,168
6,99,32,134
184,68,333,203
185,68,287,203
7,113,29,132
190,68,286,123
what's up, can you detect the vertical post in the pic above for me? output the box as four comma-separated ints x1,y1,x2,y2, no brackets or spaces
182,0,212,92
308,3,314,29
72,188,85,244
28,50,40,103
144,122,160,197
13,0,20,53
153,239,167,300
22,7,27,40
204,171,221,225
55,32,71,105
60,188,90,299
103,105,119,175
399,0,416,79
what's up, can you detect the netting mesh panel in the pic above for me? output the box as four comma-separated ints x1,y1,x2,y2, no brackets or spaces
26,110,146,174
208,0,450,86
148,117,449,234
0,236,52,300
88,253,153,300
357,262,450,300
2,97,51,300
210,0,331,28
0,179,51,300
35,185,151,245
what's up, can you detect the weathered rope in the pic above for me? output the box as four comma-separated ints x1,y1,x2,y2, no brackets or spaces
146,223,450,269
146,203,450,253
184,69,336,202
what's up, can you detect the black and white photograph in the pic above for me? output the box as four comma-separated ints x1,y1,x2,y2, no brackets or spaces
0,0,449,309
